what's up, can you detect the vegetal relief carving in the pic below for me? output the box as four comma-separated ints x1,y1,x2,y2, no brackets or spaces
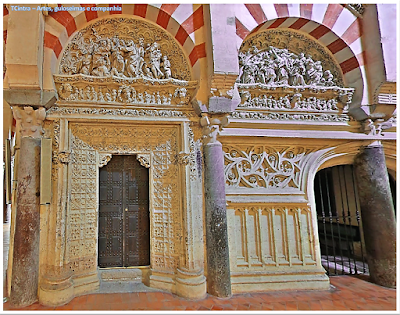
137,154,151,168
55,79,195,106
46,106,195,118
224,146,310,189
98,153,112,168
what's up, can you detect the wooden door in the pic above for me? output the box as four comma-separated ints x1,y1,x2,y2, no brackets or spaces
98,155,150,267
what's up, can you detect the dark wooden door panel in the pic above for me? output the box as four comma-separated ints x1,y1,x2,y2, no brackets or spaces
98,155,150,268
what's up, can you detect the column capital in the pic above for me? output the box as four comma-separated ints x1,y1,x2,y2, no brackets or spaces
12,106,46,138
200,113,229,145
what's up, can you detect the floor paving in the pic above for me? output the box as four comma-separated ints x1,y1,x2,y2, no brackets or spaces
3,217,397,312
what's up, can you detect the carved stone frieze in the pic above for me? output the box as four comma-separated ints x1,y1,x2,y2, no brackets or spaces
56,17,198,106
137,154,151,168
46,106,195,119
230,111,350,123
224,145,311,189
98,153,112,168
12,106,46,138
53,76,197,106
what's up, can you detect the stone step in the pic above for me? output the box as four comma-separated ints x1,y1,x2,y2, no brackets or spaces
99,268,142,282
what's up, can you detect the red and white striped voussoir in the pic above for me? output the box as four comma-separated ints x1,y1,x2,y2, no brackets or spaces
3,5,8,45
234,3,364,76
44,4,206,67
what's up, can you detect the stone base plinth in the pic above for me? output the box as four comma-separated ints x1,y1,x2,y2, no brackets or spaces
175,268,207,300
38,273,74,307
231,269,330,293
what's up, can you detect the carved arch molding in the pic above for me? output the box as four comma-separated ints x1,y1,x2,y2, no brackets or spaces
55,17,197,107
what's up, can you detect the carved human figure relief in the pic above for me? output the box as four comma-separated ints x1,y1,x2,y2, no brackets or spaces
238,45,339,88
55,17,198,106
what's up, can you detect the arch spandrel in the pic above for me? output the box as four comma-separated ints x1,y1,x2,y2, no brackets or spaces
54,16,198,108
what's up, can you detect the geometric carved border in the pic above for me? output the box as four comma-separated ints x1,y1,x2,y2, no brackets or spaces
66,123,182,274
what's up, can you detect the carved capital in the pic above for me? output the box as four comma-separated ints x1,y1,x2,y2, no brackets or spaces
53,151,71,164
12,106,46,138
362,116,396,136
99,153,112,168
137,154,151,168
200,113,229,145
177,152,190,165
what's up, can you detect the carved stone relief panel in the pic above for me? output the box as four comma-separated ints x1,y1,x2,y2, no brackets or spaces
68,123,182,272
239,29,344,87
55,17,198,107
223,144,319,193
235,29,354,123
227,204,316,270
66,134,98,275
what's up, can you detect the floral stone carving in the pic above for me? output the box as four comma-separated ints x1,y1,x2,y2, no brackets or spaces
55,17,198,106
224,145,310,189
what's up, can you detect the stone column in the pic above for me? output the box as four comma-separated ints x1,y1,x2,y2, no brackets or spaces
9,106,46,307
201,113,231,298
353,142,396,288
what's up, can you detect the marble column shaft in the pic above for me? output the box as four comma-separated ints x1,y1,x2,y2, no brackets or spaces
10,137,41,307
354,144,396,288
203,141,232,298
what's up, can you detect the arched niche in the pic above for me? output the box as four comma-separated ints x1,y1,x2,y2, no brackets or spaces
53,16,198,108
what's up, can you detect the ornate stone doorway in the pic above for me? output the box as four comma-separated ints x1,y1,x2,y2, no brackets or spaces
98,155,150,268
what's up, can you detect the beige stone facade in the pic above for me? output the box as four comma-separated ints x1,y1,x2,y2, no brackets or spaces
3,3,396,307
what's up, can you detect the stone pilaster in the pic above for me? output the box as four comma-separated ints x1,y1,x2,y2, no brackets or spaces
9,106,46,307
201,113,232,298
353,142,396,288
175,122,206,300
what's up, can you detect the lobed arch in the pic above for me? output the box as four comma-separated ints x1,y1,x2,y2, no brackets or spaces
234,3,367,118
42,4,206,90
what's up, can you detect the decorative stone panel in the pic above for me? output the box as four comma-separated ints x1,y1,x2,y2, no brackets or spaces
54,17,198,107
67,123,182,272
227,204,316,270
234,29,354,124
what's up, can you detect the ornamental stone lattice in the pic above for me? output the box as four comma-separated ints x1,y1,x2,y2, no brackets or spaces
55,18,197,106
